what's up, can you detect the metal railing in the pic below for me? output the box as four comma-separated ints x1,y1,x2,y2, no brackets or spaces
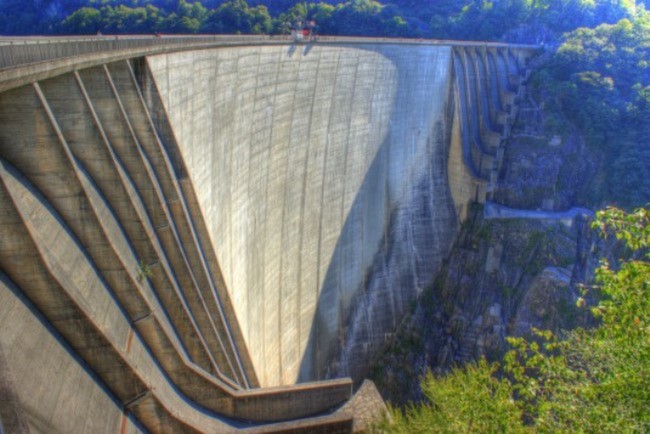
0,35,272,69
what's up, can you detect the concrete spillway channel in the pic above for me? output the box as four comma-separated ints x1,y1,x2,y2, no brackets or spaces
0,37,535,432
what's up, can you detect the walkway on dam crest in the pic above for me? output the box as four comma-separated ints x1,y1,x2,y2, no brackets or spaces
484,201,594,223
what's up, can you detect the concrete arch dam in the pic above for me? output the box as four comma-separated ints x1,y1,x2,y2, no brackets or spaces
0,37,533,432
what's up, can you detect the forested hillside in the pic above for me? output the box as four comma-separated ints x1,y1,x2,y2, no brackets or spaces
535,16,650,206
0,0,642,41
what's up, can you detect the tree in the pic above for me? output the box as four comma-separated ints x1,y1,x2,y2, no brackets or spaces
534,14,650,207
60,7,102,33
389,359,529,433
163,1,208,33
202,0,271,34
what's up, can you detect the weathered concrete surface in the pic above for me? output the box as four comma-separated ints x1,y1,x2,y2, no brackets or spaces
147,43,531,386
484,201,593,222
0,274,143,434
338,380,389,433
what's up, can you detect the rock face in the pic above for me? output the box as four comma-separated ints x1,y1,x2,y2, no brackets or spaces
513,266,575,336
369,86,608,406
370,208,597,405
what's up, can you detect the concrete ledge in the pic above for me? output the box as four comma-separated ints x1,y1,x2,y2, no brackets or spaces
233,378,352,422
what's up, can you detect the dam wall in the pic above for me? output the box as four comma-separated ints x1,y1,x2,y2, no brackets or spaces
145,43,531,386
0,37,533,431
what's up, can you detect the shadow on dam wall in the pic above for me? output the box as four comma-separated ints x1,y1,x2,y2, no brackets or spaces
296,50,459,383
299,119,458,383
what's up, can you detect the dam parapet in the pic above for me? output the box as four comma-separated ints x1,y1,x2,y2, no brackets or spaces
0,36,534,432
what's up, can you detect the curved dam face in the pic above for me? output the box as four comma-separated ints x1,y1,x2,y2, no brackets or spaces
146,44,459,386
0,36,533,431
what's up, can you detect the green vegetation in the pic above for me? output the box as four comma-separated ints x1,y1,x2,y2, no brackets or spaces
0,0,642,40
389,358,527,433
534,16,650,207
136,260,154,283
429,0,637,42
386,206,650,433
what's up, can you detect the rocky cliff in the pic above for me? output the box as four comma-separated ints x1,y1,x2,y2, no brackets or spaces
370,83,614,405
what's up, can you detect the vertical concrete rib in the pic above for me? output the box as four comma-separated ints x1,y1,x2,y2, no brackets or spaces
57,70,228,383
453,49,484,180
507,49,520,77
474,49,498,135
462,48,481,162
486,51,504,114
124,58,259,388
117,58,254,389
76,66,241,387
463,48,494,157
29,80,245,400
34,76,190,359
496,48,516,100
470,49,500,177
102,63,249,388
